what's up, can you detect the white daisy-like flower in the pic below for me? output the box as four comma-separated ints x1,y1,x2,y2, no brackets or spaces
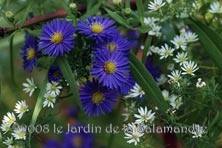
148,0,166,11
169,95,183,109
181,61,199,76
0,122,11,134
156,74,167,85
167,70,182,83
162,90,169,101
134,107,155,124
173,52,188,65
150,45,160,53
191,124,206,138
124,122,144,145
14,100,29,119
43,93,57,108
124,83,145,98
122,102,136,122
184,31,198,42
159,44,175,59
171,35,187,50
22,77,37,97
11,126,26,140
149,25,162,37
46,81,62,96
144,17,159,26
196,78,206,88
2,112,16,126
209,2,222,14
3,137,13,146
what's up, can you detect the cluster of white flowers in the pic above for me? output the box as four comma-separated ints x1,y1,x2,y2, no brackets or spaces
22,77,37,97
1,100,29,147
162,90,183,110
43,81,62,108
121,101,136,122
148,0,166,12
144,17,162,37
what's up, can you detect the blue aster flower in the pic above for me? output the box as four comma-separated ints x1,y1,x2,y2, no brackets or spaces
79,79,118,116
91,50,130,89
95,33,130,55
48,66,62,82
77,15,117,42
38,19,75,57
44,139,61,148
20,30,39,72
118,75,135,95
146,58,161,80
63,123,94,148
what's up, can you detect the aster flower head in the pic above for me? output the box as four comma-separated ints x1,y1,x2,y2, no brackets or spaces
2,112,16,126
173,52,188,65
171,35,187,50
43,93,57,108
46,81,62,96
3,137,13,146
148,0,166,12
38,19,75,57
0,122,11,134
167,70,182,83
48,66,62,82
79,79,118,116
134,107,155,124
159,43,175,59
209,2,222,14
77,15,117,42
20,31,39,72
181,61,199,76
14,100,29,119
11,126,26,140
91,50,130,89
22,77,37,97
183,31,198,42
169,95,183,109
124,83,145,99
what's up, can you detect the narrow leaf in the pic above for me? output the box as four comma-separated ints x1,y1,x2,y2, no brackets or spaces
142,36,152,63
56,56,81,107
82,2,102,19
136,0,144,25
129,52,168,113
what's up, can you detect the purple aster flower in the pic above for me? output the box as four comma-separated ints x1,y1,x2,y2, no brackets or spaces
95,33,130,55
38,19,75,57
77,15,117,42
91,50,130,89
79,79,118,116
63,123,94,148
146,58,161,80
126,30,140,49
44,139,61,148
118,75,135,95
48,66,62,82
20,30,39,72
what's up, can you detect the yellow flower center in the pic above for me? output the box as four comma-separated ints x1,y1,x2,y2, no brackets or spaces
104,61,116,74
51,33,63,44
90,23,103,34
47,96,54,102
51,85,57,91
92,91,104,104
72,135,83,147
186,67,193,74
174,99,180,105
27,48,36,60
107,43,116,52
18,131,25,138
9,117,15,124
179,57,185,62
20,106,27,112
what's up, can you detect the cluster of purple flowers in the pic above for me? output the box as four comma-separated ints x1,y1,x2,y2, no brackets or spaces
21,16,135,117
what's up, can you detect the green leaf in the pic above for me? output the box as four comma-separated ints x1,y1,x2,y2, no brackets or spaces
129,52,168,113
186,18,222,70
135,0,144,25
82,1,102,19
142,36,152,63
134,25,150,33
28,76,48,147
56,56,81,107
105,8,131,28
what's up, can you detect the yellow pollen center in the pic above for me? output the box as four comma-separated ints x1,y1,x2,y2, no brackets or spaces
20,106,27,112
18,131,25,138
175,99,180,105
91,23,103,34
186,67,193,74
51,85,57,91
27,48,35,60
92,91,104,104
104,61,116,74
107,43,116,52
47,96,54,102
51,33,63,44
9,118,15,124
72,136,83,147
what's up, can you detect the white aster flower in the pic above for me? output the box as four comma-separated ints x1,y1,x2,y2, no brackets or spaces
124,83,145,98
14,100,29,119
43,93,57,108
209,2,222,14
167,70,182,84
11,126,26,140
196,78,206,88
191,124,206,138
134,107,155,124
159,44,175,59
124,123,144,145
173,52,188,65
0,122,11,134
150,45,160,53
3,137,13,146
22,77,37,97
46,81,62,96
162,90,169,101
144,17,159,26
184,31,198,42
169,95,183,109
171,35,187,50
149,25,162,37
122,101,136,122
181,61,199,76
156,74,167,85
148,0,166,11
2,112,16,126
